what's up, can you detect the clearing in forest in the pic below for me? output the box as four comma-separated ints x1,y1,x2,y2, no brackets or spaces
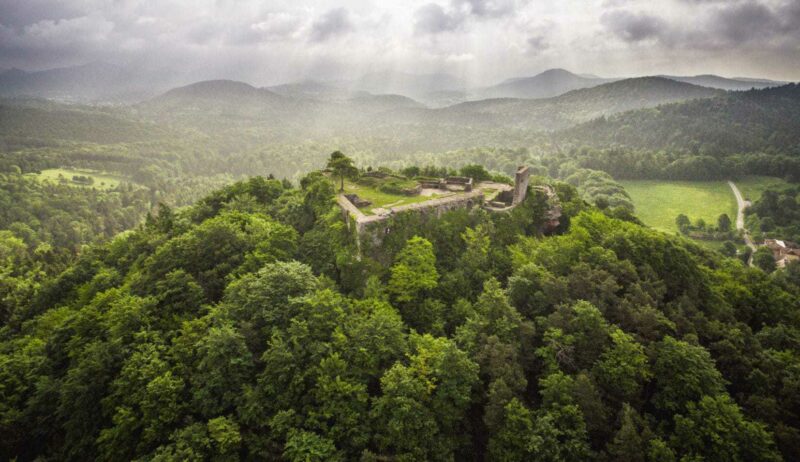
26,168,128,190
621,180,738,235
734,175,789,203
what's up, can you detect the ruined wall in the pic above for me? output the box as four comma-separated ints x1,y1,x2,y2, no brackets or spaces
513,166,530,205
357,191,485,258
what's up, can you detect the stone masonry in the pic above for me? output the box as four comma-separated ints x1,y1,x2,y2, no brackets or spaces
513,166,530,205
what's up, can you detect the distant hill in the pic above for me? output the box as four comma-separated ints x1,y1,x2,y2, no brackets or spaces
346,93,424,111
352,71,464,100
149,79,424,113
0,101,167,145
0,62,177,102
266,80,363,101
401,77,721,130
139,79,430,137
659,74,787,91
155,80,285,104
138,76,723,134
560,83,800,154
477,68,614,99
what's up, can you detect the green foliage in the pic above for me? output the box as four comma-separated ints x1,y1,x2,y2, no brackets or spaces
326,151,358,192
594,328,651,403
753,247,777,273
371,334,479,461
388,236,439,305
652,336,725,413
459,164,492,181
672,394,781,462
746,184,800,243
1,170,800,462
561,84,800,161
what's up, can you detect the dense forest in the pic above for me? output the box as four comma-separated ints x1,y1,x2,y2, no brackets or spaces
2,72,800,461
556,84,800,181
2,154,800,460
746,184,800,243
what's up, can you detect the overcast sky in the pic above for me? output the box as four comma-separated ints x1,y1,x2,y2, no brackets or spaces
1,0,798,85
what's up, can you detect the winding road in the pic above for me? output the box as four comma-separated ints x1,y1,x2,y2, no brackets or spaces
728,181,757,261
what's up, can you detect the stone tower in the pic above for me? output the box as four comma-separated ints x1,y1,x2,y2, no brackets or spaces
512,166,530,205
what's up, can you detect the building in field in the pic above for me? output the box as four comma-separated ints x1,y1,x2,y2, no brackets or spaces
764,239,800,268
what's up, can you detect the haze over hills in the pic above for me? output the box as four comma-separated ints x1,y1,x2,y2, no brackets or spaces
1,61,793,106
352,71,465,100
0,61,183,102
396,77,722,130
561,83,800,154
658,74,786,91
135,75,722,134
476,68,616,100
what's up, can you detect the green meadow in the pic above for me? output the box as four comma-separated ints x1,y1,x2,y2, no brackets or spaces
735,175,789,202
26,168,128,190
342,180,445,214
620,180,738,234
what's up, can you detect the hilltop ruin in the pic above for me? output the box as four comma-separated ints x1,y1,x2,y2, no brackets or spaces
337,166,561,247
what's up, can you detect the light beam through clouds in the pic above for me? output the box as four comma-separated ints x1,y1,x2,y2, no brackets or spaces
0,0,798,85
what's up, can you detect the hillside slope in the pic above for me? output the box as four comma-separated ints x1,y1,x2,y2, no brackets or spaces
399,77,721,130
560,83,800,154
660,74,787,91
0,102,168,145
1,169,798,461
478,68,613,99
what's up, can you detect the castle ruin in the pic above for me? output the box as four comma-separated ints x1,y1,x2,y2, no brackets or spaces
337,166,560,248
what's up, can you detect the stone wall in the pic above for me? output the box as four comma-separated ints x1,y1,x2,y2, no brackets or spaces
513,166,530,205
357,190,485,248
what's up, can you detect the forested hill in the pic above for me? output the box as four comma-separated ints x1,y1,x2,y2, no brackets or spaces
0,102,170,146
477,68,613,99
560,83,800,154
399,77,721,130
2,166,799,461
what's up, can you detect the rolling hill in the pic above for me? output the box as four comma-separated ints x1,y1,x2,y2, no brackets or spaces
0,61,179,102
0,101,168,146
397,77,722,130
477,68,614,99
659,74,787,91
353,71,464,99
559,83,800,154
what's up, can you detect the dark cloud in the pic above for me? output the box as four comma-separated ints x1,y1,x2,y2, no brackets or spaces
601,10,667,42
601,0,800,51
713,1,778,44
527,34,549,54
0,0,798,84
0,14,116,68
414,3,461,34
414,0,522,35
309,8,353,42
455,0,518,18
0,0,87,28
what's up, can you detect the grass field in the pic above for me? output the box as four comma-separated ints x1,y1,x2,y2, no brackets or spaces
735,175,789,203
621,180,738,234
27,168,127,190
342,180,445,214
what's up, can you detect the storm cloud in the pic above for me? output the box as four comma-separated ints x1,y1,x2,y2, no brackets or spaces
601,11,667,42
0,0,798,85
413,0,523,35
310,8,353,42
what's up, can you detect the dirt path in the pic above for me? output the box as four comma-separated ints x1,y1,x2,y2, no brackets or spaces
728,181,756,263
